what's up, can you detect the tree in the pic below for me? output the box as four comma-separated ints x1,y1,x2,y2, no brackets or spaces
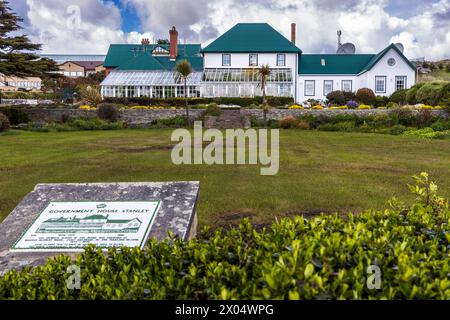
0,0,59,102
176,60,192,126
257,64,271,127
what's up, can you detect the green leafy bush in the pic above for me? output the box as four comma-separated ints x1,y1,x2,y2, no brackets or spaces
415,82,445,106
0,174,449,300
203,103,221,117
0,107,30,125
97,103,120,122
390,124,407,135
326,91,346,105
1,91,57,100
389,89,408,105
438,83,450,107
154,116,188,128
403,127,448,139
0,112,11,132
406,83,425,105
317,121,356,132
24,118,124,132
355,88,376,105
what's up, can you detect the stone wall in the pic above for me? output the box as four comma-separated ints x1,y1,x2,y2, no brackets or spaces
22,108,206,126
1,99,55,106
16,107,450,126
242,108,449,120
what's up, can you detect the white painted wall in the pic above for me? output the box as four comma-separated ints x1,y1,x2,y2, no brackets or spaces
362,48,416,96
296,49,416,103
297,75,357,103
203,53,297,69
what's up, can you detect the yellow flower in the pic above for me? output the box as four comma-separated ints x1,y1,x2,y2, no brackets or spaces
312,105,324,110
288,104,304,110
358,105,372,110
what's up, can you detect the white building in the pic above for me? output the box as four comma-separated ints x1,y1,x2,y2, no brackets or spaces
101,23,417,104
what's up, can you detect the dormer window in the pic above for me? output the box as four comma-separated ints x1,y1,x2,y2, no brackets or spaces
222,54,231,66
152,46,170,56
321,59,326,66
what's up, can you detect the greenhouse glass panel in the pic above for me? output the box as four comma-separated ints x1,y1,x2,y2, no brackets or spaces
201,68,292,83
101,71,202,86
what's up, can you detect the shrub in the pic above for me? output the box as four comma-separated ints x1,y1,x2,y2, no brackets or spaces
387,102,399,109
390,124,407,135
389,89,408,105
1,174,448,300
204,104,221,117
403,127,447,139
0,107,30,125
288,105,304,110
430,120,450,132
317,121,356,132
355,88,376,105
343,91,356,102
312,105,323,110
279,116,309,129
406,83,425,105
374,95,389,108
24,118,124,132
438,83,450,107
155,116,188,128
346,100,359,109
0,112,11,132
415,82,445,106
97,103,120,122
326,90,346,105
279,116,298,129
358,104,372,110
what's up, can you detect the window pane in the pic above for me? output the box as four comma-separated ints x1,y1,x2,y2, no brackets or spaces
305,81,315,96
277,54,286,66
375,77,386,93
222,54,231,66
395,76,406,91
324,80,333,96
342,80,352,92
249,54,258,66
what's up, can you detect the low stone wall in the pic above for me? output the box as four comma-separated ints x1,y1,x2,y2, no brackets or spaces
22,108,206,126
16,107,450,126
1,99,55,106
242,108,449,120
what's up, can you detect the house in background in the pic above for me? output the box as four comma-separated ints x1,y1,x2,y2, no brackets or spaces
100,23,416,103
57,61,105,77
101,26,203,99
0,73,42,91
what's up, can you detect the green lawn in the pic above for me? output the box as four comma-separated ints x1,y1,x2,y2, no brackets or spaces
1,129,449,228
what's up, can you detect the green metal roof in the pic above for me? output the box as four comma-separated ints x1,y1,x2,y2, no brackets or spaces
103,44,203,71
298,44,416,75
202,23,302,53
299,54,375,75
362,43,417,72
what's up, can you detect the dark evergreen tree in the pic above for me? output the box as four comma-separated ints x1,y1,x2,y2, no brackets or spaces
0,0,59,100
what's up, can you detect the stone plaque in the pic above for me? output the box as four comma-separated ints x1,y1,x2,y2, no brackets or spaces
0,182,199,274
11,201,161,252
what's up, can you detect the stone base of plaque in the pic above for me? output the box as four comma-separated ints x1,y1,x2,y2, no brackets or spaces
0,182,199,275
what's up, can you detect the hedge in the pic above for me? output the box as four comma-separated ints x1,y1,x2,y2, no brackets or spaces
102,96,294,108
0,173,448,300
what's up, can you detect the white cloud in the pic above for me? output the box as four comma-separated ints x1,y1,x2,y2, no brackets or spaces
9,0,450,60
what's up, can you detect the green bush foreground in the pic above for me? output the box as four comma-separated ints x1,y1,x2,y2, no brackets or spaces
0,173,449,300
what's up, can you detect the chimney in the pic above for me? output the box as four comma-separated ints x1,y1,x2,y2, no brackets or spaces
291,23,296,45
169,26,178,61
141,38,149,45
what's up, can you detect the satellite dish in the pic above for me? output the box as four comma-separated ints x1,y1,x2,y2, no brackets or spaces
337,43,356,54
395,43,404,53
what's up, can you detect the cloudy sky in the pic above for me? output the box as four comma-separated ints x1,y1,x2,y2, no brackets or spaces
8,0,450,60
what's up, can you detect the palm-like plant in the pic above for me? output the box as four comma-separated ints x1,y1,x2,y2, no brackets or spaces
176,60,192,126
257,64,271,127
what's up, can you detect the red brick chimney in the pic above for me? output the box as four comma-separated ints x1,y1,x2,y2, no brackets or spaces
169,26,178,61
291,23,296,45
141,38,149,45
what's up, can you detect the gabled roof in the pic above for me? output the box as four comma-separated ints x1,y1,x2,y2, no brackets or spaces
362,43,416,72
298,44,416,75
202,23,302,53
60,61,103,70
103,44,203,71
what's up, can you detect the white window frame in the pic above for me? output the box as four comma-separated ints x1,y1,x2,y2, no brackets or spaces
375,76,386,93
395,76,407,91
323,80,333,96
249,54,258,67
342,80,352,92
304,80,315,97
222,54,231,66
277,54,286,66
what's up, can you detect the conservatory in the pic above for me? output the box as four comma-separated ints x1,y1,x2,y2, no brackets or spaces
101,70,203,98
201,68,293,98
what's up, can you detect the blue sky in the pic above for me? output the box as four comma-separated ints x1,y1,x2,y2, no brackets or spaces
8,0,450,60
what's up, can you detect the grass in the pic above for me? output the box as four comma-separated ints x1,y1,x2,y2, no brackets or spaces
419,68,450,82
1,129,449,228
